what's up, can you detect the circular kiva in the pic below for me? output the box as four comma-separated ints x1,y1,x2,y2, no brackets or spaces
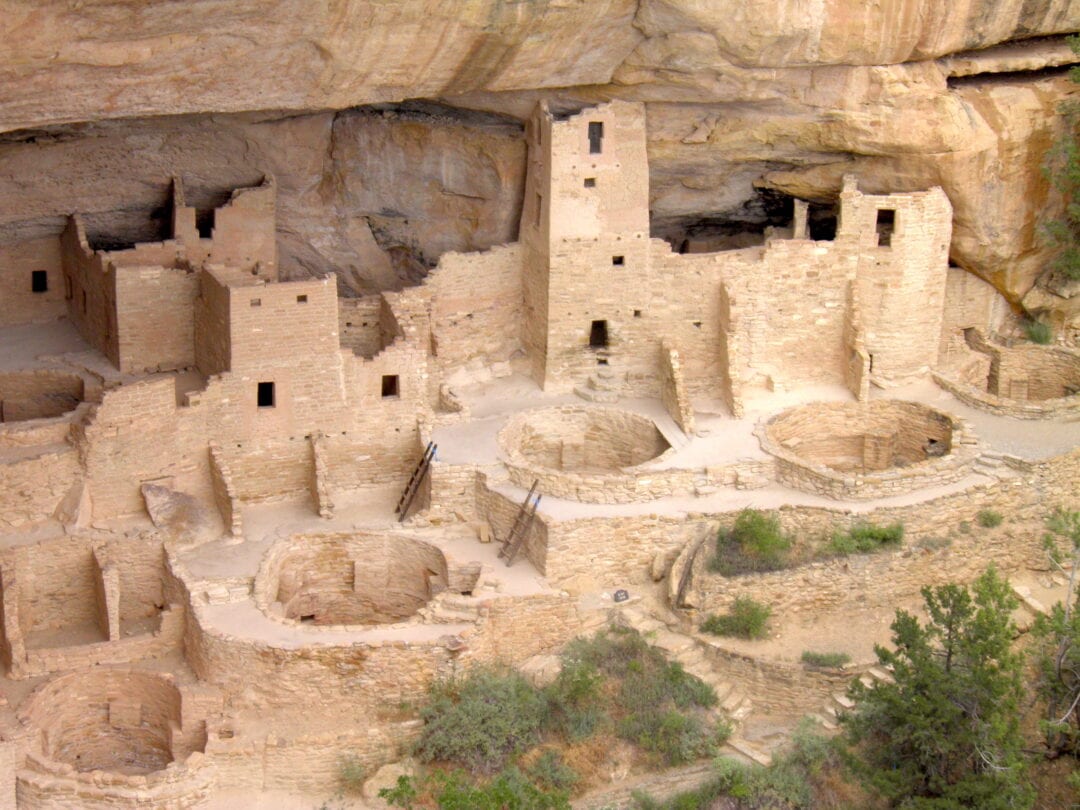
758,400,978,500
0,369,85,423
497,406,684,503
256,532,451,627
934,338,1080,419
18,669,196,776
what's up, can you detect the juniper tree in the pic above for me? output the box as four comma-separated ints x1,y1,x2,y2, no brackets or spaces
842,567,1032,809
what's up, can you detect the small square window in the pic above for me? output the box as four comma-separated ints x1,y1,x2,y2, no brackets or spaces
381,375,400,399
584,177,596,188
257,381,275,408
250,298,261,307
633,309,642,318
612,256,624,266
31,270,48,293
297,294,308,304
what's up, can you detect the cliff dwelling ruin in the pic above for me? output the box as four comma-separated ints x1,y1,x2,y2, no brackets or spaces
0,53,1079,807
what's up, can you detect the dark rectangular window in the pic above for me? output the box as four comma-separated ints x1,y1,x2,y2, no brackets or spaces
250,298,261,307
588,121,604,154
257,381,275,408
589,320,608,349
31,270,48,293
584,177,596,188
296,294,308,304
381,375,399,398
612,255,624,266
876,209,895,247
196,209,214,239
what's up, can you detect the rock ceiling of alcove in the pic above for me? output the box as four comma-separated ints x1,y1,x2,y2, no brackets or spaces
1,0,1079,303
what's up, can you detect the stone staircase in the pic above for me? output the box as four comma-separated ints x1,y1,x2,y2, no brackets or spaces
574,351,620,402
417,592,483,624
615,604,771,766
810,665,892,731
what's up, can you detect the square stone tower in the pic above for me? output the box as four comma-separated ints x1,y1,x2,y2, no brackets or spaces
521,100,651,391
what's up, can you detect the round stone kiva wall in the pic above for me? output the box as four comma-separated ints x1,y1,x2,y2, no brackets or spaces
18,669,190,775
934,341,1080,419
0,369,84,422
758,400,977,500
497,406,686,503
500,406,671,473
257,532,449,626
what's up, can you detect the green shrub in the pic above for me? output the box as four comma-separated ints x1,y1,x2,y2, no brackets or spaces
977,509,1004,528
700,597,771,640
801,650,851,669
562,628,719,765
543,658,603,740
381,769,571,810
828,522,903,556
618,708,715,766
709,509,792,575
338,755,367,793
526,750,580,793
413,669,547,775
1023,319,1053,344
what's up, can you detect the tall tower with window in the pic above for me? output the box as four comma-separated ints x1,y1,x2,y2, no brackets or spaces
521,100,651,390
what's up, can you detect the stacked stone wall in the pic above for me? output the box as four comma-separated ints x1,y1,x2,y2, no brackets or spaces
0,445,80,531
0,236,65,326
428,244,524,371
113,265,197,373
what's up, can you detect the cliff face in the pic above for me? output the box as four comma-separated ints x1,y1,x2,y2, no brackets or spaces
1,0,1078,313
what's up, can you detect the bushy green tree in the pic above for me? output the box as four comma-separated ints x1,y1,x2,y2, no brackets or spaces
842,567,1032,809
1042,36,1080,282
1033,508,1080,758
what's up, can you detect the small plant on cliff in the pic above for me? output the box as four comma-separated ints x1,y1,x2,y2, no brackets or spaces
709,509,792,575
1024,319,1054,345
801,650,852,669
701,597,772,640
977,508,1004,529
827,522,904,556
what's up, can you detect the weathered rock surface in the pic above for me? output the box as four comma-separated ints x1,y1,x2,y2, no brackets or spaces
1,1,1079,316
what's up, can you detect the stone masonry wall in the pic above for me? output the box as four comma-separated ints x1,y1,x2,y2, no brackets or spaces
0,236,65,327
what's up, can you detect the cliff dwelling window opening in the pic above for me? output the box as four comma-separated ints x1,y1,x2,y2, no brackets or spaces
588,121,604,154
808,202,838,241
195,208,214,239
297,295,308,304
633,309,642,318
382,374,399,398
584,177,596,188
257,381,275,408
589,320,609,349
612,255,624,266
250,298,261,307
31,270,48,293
876,209,895,247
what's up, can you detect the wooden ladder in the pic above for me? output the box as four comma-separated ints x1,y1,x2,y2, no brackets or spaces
499,480,542,566
395,441,436,522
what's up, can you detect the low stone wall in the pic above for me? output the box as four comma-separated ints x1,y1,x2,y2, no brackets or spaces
681,478,1049,619
0,444,81,531
933,371,1080,419
758,400,979,499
